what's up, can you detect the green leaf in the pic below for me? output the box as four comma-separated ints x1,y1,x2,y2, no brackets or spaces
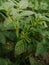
4,31,16,41
10,8,21,20
18,0,28,9
0,0,7,6
4,17,14,30
36,42,47,55
1,1,14,11
29,56,36,65
0,58,12,65
20,11,35,16
40,2,48,10
0,32,6,44
29,56,44,65
15,40,27,55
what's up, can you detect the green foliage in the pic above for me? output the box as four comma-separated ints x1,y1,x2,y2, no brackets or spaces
0,0,49,65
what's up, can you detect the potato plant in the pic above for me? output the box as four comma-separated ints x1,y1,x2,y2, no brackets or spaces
0,0,49,65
